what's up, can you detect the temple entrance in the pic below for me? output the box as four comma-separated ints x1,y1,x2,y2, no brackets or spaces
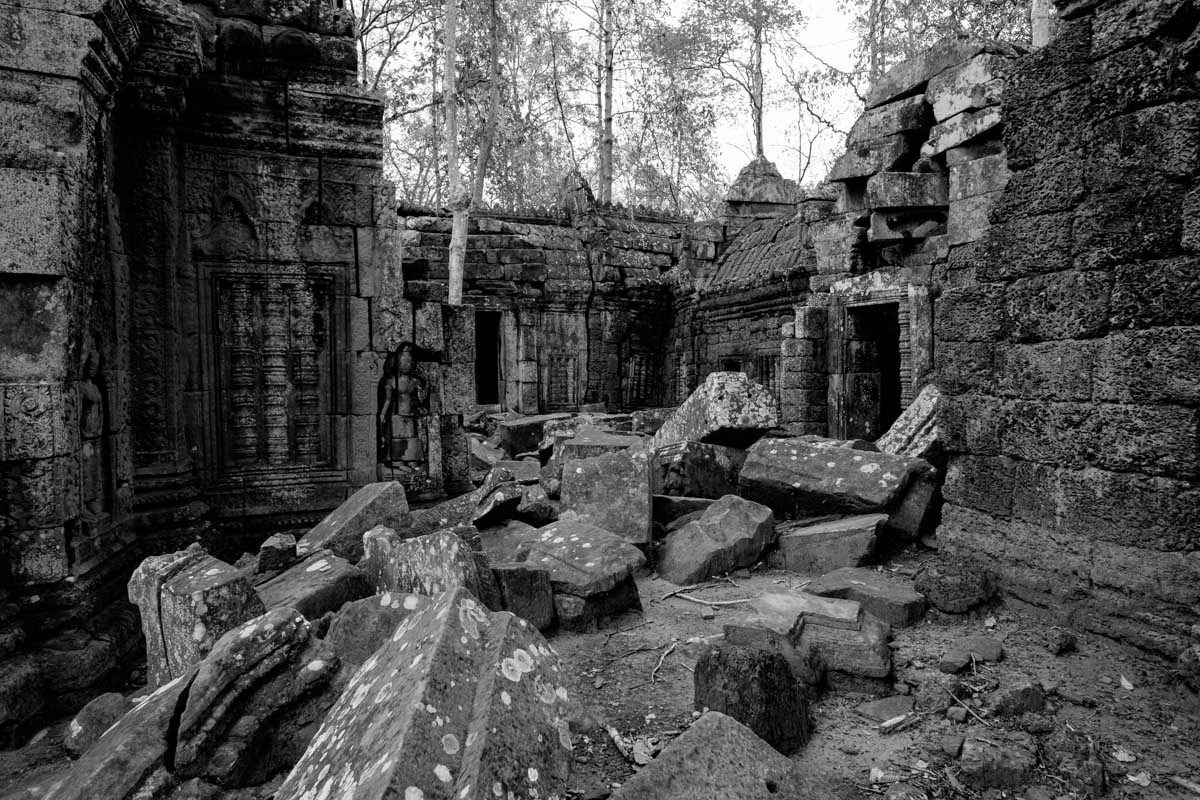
475,309,502,405
844,302,902,440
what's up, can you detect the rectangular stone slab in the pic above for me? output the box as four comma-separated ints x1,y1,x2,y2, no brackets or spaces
298,481,411,562
650,372,778,451
771,514,886,574
848,95,932,145
255,550,372,621
559,447,652,545
805,566,928,629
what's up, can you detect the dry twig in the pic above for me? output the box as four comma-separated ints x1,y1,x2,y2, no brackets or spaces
674,592,751,607
943,686,992,727
651,641,678,682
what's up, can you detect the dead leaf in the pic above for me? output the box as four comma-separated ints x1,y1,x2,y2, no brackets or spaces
1120,675,1135,691
1127,771,1151,787
1113,748,1137,763
984,615,997,628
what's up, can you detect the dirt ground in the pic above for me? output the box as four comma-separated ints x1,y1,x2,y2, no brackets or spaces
3,548,1199,800
554,550,1200,800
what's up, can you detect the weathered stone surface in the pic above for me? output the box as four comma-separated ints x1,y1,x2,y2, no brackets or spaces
876,384,945,464
914,561,996,613
478,519,541,564
498,412,573,456
866,36,1016,107
496,458,541,484
631,407,674,435
926,53,1011,120
517,520,647,598
866,172,948,208
277,588,573,800
470,436,505,471
560,447,652,545
44,669,196,800
173,607,340,787
805,567,927,628
769,514,885,574
297,481,411,562
361,527,487,598
651,372,778,451
949,154,1010,201
472,480,524,528
129,546,266,689
64,692,132,758
693,644,810,754
986,676,1045,716
323,592,431,670
828,134,914,182
848,95,933,144
653,495,716,526
257,533,297,575
939,635,1004,673
922,106,1002,156
725,591,892,679
960,731,1038,789
651,440,747,499
256,550,372,621
514,483,559,527
559,426,641,461
608,711,815,799
492,562,556,631
738,437,938,537
658,495,775,585
0,654,44,731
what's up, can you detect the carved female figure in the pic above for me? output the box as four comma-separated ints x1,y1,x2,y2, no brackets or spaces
376,342,430,480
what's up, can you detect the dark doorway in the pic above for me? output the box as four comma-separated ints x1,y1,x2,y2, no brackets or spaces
844,303,902,439
722,358,742,372
475,310,502,405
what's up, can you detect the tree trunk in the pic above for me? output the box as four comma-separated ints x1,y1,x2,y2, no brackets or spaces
1031,0,1056,48
751,22,763,158
443,0,467,305
598,0,615,204
472,0,502,205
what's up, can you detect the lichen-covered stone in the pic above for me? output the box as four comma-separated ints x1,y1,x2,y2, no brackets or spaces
276,588,573,800
361,527,487,599
257,533,298,574
865,36,1017,108
875,384,945,464
738,437,938,538
128,545,266,689
323,592,431,670
298,481,412,562
559,426,641,461
492,562,556,631
255,550,372,621
658,495,775,585
517,519,647,597
609,711,816,799
559,447,652,545
64,692,132,758
651,372,778,450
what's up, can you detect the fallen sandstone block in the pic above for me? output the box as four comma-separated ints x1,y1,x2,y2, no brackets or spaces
769,514,885,574
297,481,411,562
323,592,432,670
492,562,556,631
651,440,747,499
361,527,487,599
560,446,652,546
658,495,775,585
805,566,927,629
650,371,778,451
128,545,266,689
276,588,573,800
609,711,816,799
693,644,811,755
256,550,372,621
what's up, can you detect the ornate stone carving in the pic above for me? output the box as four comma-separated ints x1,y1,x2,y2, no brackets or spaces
376,341,435,496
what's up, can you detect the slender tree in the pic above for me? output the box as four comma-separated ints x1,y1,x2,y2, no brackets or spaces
443,0,468,304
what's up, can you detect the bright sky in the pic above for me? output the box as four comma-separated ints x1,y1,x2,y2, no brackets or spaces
712,0,862,187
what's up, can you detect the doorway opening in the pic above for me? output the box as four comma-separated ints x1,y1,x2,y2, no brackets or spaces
475,310,502,405
844,303,902,439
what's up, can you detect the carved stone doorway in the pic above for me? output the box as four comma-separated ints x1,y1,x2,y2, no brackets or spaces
474,310,503,405
843,302,903,440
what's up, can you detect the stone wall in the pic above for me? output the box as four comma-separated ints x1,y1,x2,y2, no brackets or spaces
935,0,1200,655
0,0,420,728
395,206,688,413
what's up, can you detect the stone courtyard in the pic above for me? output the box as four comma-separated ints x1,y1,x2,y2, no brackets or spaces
0,0,1199,797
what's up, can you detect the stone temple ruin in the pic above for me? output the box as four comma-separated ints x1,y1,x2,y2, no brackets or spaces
1,0,1199,796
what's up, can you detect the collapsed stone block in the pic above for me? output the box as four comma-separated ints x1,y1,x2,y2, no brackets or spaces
64,692,131,758
324,592,431,670
960,731,1038,789
875,384,945,464
514,483,559,527
866,172,948,208
725,591,892,679
559,426,641,461
517,519,646,630
256,533,298,575
651,440,747,499
769,514,885,574
652,495,716,527
498,412,573,456
472,480,524,528
922,106,1002,156
492,562,556,631
913,560,996,613
128,545,266,689
865,36,1016,108
560,446,652,546
276,588,573,800
658,495,775,585
805,567,927,628
255,550,372,621
828,134,914,182
848,95,932,144
738,438,939,538
650,372,778,451
361,527,487,599
926,53,1011,121
693,644,811,755
608,711,815,799
297,481,411,563
631,407,674,435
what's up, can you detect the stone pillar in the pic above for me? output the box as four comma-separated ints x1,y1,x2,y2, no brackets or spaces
780,306,828,435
